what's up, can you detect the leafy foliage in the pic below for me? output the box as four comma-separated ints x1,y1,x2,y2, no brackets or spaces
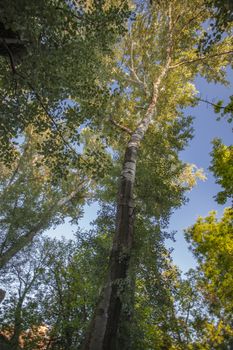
0,1,232,349
210,139,233,204
198,0,233,53
213,95,233,123
0,0,130,169
0,126,112,268
185,208,233,350
0,205,115,349
185,209,233,315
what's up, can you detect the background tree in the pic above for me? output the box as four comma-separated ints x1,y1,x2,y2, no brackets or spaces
0,123,113,269
185,209,233,348
0,238,52,350
0,0,130,170
184,80,233,349
0,207,115,349
210,139,233,204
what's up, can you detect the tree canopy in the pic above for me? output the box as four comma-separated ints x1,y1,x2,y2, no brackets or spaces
0,0,130,168
0,1,232,349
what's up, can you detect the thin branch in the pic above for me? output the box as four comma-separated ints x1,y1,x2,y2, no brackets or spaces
170,50,233,69
3,42,83,165
18,74,81,160
173,6,205,38
109,117,133,135
128,2,174,146
197,97,226,109
128,37,148,94
129,41,143,86
56,182,87,206
123,75,144,87
7,142,31,187
0,38,26,46
0,181,86,269
2,40,16,74
0,197,19,254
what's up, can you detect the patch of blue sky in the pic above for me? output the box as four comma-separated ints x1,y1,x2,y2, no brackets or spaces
166,70,232,273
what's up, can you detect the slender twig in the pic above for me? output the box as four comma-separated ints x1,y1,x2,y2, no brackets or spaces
109,117,133,135
170,50,233,69
197,97,226,110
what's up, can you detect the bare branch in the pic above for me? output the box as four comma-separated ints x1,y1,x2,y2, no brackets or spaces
129,41,143,86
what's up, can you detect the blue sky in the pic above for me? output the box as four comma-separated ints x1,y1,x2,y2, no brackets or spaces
47,71,232,274
168,72,232,272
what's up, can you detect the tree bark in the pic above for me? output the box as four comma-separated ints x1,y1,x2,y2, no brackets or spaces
82,7,173,349
82,62,171,350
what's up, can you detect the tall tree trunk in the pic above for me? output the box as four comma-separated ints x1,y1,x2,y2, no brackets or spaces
81,143,137,350
81,67,170,350
82,8,172,349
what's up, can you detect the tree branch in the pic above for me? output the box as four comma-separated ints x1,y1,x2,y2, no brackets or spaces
2,40,17,74
170,50,233,69
197,97,226,109
129,37,148,94
128,2,174,148
0,182,86,269
3,47,82,165
109,117,133,135
173,6,205,38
